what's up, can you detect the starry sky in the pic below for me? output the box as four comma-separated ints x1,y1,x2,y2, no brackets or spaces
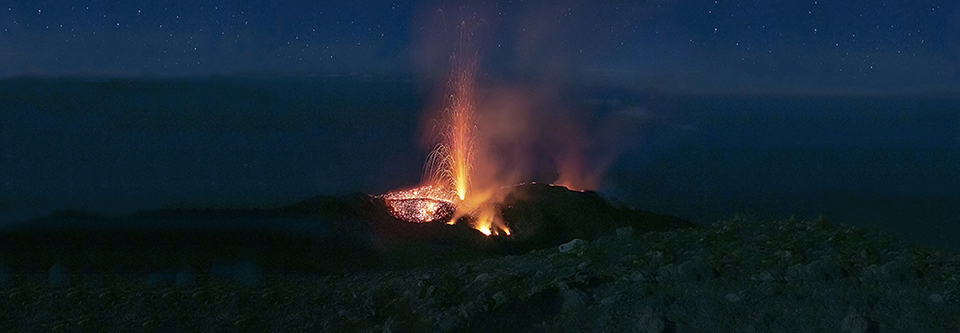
1,0,958,91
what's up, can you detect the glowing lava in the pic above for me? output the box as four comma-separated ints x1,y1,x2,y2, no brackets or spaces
379,185,456,223
380,23,510,236
427,50,477,203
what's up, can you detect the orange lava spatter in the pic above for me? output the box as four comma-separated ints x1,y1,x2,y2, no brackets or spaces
380,23,510,236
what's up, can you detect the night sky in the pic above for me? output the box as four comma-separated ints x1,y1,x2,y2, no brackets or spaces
2,1,960,254
2,0,958,91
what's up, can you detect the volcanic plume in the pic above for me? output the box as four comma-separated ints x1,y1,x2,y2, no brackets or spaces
380,23,510,236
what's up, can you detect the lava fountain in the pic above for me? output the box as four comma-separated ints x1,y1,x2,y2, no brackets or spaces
379,24,510,236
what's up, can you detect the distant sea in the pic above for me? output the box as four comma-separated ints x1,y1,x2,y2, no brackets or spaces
2,75,958,252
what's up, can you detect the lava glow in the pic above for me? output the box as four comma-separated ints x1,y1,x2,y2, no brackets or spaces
422,51,478,204
379,185,456,223
380,25,510,236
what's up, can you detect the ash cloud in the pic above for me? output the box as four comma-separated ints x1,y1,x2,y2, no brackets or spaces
409,2,645,192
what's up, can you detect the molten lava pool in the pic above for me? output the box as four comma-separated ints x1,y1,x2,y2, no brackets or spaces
379,185,456,223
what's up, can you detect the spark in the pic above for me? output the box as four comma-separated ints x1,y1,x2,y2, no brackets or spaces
380,22,510,237
379,185,456,223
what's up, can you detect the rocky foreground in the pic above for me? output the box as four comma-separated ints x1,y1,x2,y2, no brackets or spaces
1,216,958,332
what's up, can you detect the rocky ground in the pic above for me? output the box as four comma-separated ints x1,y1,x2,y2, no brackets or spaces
1,215,958,332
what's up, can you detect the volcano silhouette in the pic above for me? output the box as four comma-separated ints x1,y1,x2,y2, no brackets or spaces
0,183,696,275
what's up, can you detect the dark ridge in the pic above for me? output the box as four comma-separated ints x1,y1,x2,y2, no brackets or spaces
495,183,699,254
0,183,695,275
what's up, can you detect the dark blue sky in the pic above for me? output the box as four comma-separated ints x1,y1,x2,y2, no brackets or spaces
1,0,958,91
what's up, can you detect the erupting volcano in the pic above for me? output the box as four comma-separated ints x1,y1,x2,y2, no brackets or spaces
379,27,510,236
